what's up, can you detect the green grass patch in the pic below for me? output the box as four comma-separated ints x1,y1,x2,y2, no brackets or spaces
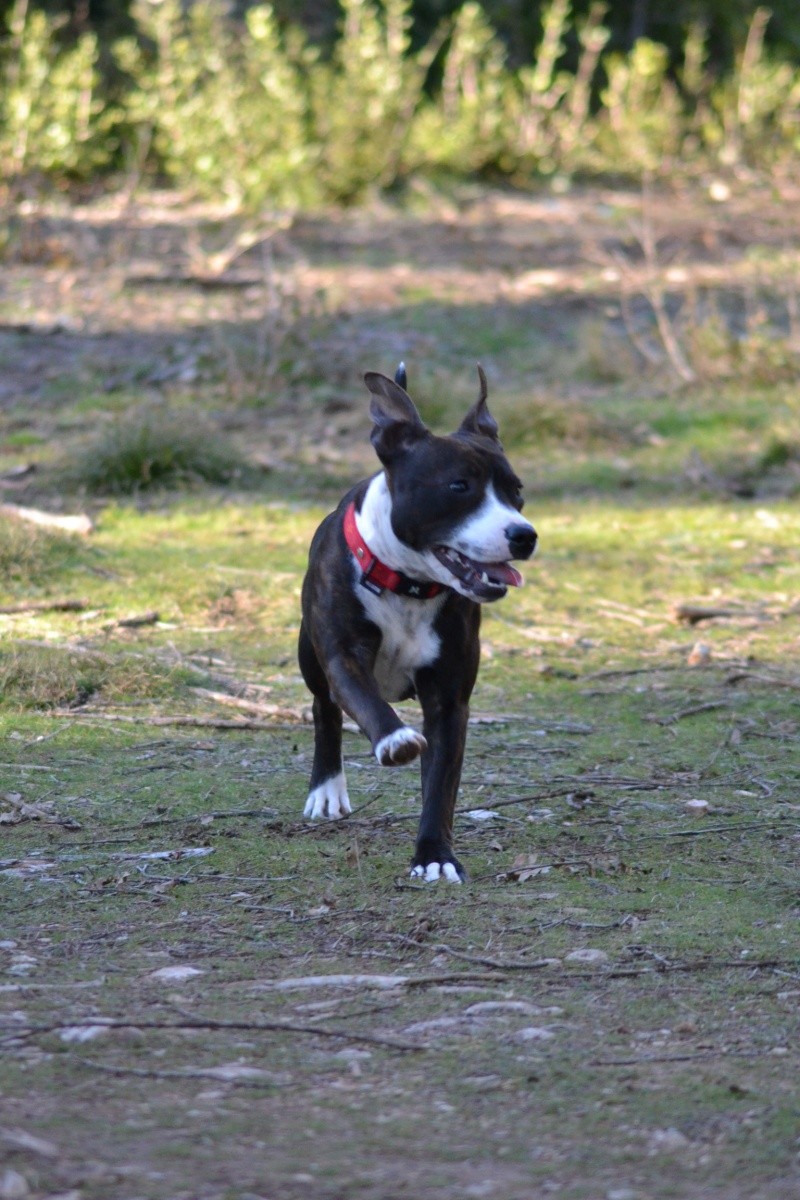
60,405,244,494
0,516,89,587
0,642,201,709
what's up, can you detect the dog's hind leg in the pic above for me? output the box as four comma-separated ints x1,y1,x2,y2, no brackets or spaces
299,623,351,820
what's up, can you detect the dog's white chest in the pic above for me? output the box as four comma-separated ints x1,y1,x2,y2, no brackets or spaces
356,584,444,702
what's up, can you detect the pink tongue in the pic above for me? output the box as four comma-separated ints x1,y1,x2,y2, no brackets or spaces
486,561,523,587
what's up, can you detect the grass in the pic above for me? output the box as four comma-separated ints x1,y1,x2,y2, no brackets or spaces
0,642,200,709
2,496,799,1199
60,404,245,494
0,516,89,587
1,185,799,1200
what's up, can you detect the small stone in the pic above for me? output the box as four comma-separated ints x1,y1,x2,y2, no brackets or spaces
515,1026,556,1042
565,948,609,965
404,1016,463,1035
205,1064,274,1081
648,1127,690,1153
147,965,205,982
0,1170,30,1200
58,1024,109,1044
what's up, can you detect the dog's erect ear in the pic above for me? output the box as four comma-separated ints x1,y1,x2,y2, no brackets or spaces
457,364,499,442
365,371,427,463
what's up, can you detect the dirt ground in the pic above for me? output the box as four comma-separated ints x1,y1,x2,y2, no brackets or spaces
1,181,799,1200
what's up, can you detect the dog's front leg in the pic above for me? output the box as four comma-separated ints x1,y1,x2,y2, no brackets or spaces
412,691,470,883
326,651,427,766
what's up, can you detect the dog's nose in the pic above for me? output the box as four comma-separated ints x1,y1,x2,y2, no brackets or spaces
505,522,537,559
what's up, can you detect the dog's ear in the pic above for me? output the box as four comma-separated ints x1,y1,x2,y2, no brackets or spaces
365,371,427,463
457,364,499,442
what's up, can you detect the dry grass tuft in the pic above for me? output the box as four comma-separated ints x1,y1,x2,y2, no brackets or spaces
0,643,197,710
61,405,244,495
0,518,85,586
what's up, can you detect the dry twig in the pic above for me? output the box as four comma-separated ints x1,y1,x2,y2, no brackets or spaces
0,503,93,535
0,598,87,615
51,710,308,729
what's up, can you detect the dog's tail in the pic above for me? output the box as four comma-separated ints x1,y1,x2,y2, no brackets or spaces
394,361,407,390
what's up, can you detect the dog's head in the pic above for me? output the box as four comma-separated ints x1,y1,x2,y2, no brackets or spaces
364,366,536,602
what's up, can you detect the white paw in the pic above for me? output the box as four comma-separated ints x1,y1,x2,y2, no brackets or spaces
410,862,462,884
303,772,351,820
375,727,427,767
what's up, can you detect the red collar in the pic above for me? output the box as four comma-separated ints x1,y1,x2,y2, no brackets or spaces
343,501,443,599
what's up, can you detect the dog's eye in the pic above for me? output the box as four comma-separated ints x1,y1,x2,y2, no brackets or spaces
449,479,469,493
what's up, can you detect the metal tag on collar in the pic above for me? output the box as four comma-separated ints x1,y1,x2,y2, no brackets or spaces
359,562,385,595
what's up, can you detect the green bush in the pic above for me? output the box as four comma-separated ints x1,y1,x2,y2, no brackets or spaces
408,2,510,175
3,0,800,204
63,406,243,494
705,9,800,171
0,643,194,709
310,0,432,202
0,4,114,184
115,1,319,209
0,517,86,586
592,38,685,175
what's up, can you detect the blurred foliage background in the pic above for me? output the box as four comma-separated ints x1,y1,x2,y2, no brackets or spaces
1,0,799,208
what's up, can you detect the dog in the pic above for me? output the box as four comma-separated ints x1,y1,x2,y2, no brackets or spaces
298,363,537,882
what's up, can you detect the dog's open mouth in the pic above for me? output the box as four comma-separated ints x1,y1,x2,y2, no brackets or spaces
433,546,522,600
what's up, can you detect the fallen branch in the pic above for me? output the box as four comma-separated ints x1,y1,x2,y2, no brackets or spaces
190,687,306,721
50,710,309,729
265,973,413,992
257,971,507,992
76,1059,283,1087
430,950,797,982
11,1015,425,1054
633,820,797,841
672,602,739,625
125,272,264,290
109,611,160,629
138,807,279,828
591,1047,765,1067
726,670,800,692
0,598,87,615
647,701,730,726
0,503,93,535
433,944,556,972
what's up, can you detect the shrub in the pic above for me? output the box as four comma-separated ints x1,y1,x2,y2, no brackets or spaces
0,517,86,587
705,8,800,171
408,2,511,175
0,4,114,186
64,406,243,494
0,643,195,709
4,0,800,202
507,0,608,177
593,38,685,175
116,1,319,210
310,0,432,202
